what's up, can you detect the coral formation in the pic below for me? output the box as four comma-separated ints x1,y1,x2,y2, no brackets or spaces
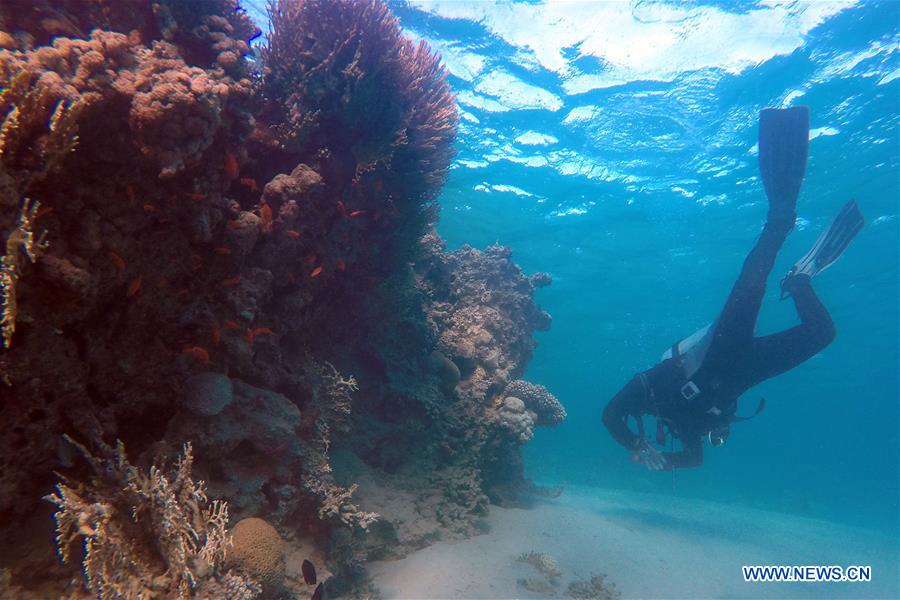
227,517,286,596
0,0,559,595
518,551,563,582
45,438,258,599
259,0,457,267
1,198,48,347
498,396,536,444
504,379,567,427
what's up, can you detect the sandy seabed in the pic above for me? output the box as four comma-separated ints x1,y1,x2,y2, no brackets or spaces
369,486,899,599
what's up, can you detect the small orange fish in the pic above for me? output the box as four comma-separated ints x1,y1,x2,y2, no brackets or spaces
244,327,274,345
302,254,317,266
182,346,210,365
239,177,259,192
126,276,142,297
190,254,203,272
211,324,221,346
223,320,240,330
349,210,364,218
226,219,243,230
126,185,136,205
259,203,273,234
224,150,239,180
336,200,347,218
285,229,300,239
143,203,157,213
184,192,207,202
214,246,231,255
220,275,241,287
108,251,126,273
310,266,323,278
335,260,346,272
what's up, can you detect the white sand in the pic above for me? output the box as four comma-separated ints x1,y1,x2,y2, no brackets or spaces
369,486,898,599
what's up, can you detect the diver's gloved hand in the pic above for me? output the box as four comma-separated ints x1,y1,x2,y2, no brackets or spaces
630,439,667,471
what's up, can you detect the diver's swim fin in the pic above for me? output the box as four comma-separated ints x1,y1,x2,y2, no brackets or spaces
758,106,810,220
782,199,864,297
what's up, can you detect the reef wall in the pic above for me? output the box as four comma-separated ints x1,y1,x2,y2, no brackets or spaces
0,1,562,597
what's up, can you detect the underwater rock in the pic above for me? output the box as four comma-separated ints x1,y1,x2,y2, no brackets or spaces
227,517,287,596
518,577,559,596
164,378,302,515
181,371,233,416
428,349,461,391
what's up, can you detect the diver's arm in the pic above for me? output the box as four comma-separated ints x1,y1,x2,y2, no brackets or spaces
602,378,644,450
661,434,703,470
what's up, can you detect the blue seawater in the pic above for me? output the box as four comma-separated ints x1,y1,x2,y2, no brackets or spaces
250,0,898,540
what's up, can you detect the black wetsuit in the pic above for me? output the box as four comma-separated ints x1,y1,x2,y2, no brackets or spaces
602,210,836,470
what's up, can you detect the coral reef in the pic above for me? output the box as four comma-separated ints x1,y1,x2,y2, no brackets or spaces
0,0,559,595
258,0,457,267
45,438,258,599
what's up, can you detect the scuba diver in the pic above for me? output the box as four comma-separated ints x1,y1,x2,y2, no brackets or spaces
602,106,864,471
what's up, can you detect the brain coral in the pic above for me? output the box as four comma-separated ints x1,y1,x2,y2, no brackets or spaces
227,517,286,594
503,380,567,427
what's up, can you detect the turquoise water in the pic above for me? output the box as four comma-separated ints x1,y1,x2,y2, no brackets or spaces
248,0,900,531
382,0,899,535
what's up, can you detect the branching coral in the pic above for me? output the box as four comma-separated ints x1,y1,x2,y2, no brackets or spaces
0,64,82,207
45,437,258,599
1,198,48,348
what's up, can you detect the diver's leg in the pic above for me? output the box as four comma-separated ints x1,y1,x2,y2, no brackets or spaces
706,107,809,354
708,216,794,350
748,274,836,382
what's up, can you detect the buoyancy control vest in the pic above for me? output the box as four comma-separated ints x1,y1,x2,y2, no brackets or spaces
657,321,765,445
